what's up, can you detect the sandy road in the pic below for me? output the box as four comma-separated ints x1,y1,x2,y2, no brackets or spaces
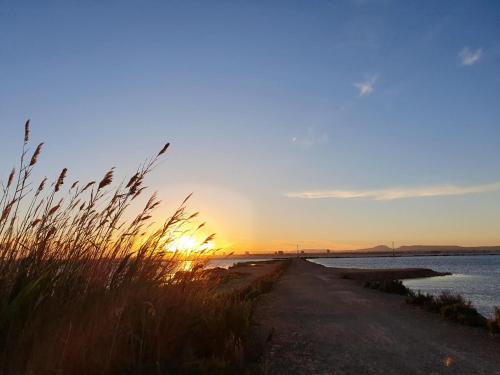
253,259,499,375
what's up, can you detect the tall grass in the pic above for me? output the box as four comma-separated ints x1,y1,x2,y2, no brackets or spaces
0,121,260,374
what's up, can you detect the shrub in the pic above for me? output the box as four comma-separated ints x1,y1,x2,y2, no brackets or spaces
364,279,410,295
437,291,465,306
406,290,486,327
486,307,500,334
406,290,434,307
440,302,485,326
380,279,409,295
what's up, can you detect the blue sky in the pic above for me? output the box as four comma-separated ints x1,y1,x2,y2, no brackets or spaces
1,0,500,251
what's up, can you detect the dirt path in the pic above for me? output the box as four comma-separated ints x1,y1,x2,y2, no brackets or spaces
253,258,499,375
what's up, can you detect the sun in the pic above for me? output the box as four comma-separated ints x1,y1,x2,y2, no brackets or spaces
166,235,214,253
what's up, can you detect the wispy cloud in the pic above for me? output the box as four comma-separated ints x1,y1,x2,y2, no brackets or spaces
459,47,482,66
286,181,500,201
291,126,328,149
354,75,378,96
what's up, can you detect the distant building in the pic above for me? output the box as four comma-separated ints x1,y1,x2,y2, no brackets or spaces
277,250,284,255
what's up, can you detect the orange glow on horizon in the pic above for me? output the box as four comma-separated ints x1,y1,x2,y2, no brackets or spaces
166,235,214,254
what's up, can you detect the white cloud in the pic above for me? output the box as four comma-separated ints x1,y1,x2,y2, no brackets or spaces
354,75,378,96
459,47,482,66
291,127,328,149
286,181,500,201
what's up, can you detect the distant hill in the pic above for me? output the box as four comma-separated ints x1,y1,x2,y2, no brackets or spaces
355,245,392,252
301,244,500,254
333,244,500,254
300,245,393,253
226,244,500,257
397,245,500,252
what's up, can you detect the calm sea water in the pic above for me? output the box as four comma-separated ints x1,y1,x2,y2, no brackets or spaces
205,258,268,269
309,255,500,317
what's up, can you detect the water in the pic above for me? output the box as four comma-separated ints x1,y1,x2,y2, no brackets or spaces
309,255,500,318
205,257,269,269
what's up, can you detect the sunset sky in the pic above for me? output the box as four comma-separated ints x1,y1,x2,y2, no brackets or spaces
1,1,500,252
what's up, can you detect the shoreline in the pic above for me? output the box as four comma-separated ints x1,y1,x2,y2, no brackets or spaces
333,266,451,281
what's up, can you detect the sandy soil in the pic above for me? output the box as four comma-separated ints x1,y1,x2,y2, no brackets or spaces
253,258,499,375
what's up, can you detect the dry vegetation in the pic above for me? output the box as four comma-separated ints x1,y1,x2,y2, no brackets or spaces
0,121,282,374
364,278,500,334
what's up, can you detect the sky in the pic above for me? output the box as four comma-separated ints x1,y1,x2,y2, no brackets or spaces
1,0,500,252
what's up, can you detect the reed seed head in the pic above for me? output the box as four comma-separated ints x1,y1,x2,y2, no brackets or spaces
7,168,15,188
81,181,95,192
24,119,30,143
98,168,114,190
126,172,139,188
37,177,47,192
48,204,60,216
55,168,68,192
182,193,193,205
1,201,14,222
29,143,44,166
30,219,41,227
157,142,170,156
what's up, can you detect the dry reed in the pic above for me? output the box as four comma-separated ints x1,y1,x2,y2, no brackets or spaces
0,121,258,374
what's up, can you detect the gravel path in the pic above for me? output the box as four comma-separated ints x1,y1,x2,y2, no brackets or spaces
253,258,499,375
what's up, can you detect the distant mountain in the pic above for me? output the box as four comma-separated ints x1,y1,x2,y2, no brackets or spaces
397,245,500,252
355,245,392,252
318,244,500,253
